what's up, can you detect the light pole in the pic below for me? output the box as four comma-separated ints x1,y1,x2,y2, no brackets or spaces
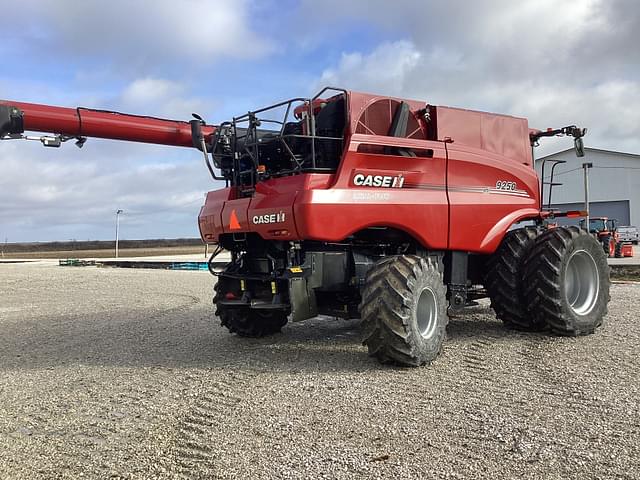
115,209,123,258
582,162,592,228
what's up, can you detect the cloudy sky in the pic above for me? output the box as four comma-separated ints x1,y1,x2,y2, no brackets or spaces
1,0,638,242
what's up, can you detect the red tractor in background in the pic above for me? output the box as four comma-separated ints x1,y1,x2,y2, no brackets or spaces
0,88,611,366
580,217,621,258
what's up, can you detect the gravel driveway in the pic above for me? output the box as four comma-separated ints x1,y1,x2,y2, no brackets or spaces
0,264,638,479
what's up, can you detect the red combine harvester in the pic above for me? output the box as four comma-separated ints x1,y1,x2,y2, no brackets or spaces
0,88,610,366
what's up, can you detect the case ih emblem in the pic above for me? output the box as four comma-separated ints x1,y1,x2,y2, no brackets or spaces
252,211,286,224
353,173,405,188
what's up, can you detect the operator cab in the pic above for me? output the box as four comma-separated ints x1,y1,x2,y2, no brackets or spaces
210,88,347,196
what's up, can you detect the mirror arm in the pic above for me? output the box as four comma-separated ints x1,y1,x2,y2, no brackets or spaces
190,116,224,181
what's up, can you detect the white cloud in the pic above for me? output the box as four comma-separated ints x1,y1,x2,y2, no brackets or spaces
3,0,273,66
0,131,220,241
319,41,422,94
118,77,207,119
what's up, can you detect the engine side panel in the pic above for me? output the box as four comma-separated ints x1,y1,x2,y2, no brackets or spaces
199,175,333,243
436,105,533,167
294,135,449,249
199,188,232,243
446,143,540,253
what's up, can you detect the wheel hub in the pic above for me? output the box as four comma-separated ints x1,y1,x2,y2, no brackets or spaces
417,287,438,339
564,249,599,316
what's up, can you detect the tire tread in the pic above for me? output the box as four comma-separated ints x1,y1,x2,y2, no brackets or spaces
484,227,544,330
523,226,610,336
360,255,447,366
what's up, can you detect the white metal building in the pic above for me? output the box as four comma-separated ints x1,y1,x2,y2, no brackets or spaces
535,147,640,227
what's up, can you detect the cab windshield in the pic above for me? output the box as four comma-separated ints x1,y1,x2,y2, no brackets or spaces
589,219,605,232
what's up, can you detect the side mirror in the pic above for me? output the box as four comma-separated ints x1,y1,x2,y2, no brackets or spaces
574,136,585,157
190,116,204,151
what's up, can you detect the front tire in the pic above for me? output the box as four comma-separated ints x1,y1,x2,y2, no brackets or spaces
523,226,610,336
601,234,614,257
360,255,448,367
615,241,623,258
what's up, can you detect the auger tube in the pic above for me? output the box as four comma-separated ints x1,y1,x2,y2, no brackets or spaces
0,99,216,148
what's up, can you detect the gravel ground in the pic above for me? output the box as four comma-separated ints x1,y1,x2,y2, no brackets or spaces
0,263,639,479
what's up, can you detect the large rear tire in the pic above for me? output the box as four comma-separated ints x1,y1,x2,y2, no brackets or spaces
484,226,544,330
523,226,610,336
360,255,448,367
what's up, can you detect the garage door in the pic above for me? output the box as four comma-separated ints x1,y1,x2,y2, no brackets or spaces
550,200,630,226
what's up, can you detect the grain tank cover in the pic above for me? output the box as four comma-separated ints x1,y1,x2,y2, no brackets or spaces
436,106,532,166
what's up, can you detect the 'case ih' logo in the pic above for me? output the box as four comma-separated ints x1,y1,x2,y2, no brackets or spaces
252,212,286,224
353,173,404,188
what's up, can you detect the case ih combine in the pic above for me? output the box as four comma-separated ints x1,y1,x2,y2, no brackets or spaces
0,88,610,366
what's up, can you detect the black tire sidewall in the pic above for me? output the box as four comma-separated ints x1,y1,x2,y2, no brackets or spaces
360,255,448,366
485,227,543,329
614,242,623,258
408,260,447,362
601,234,612,257
558,233,609,332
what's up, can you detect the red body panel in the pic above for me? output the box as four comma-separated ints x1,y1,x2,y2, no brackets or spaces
247,176,303,240
437,106,533,167
436,105,538,251
199,175,337,243
297,134,449,249
198,189,232,243
446,143,540,252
